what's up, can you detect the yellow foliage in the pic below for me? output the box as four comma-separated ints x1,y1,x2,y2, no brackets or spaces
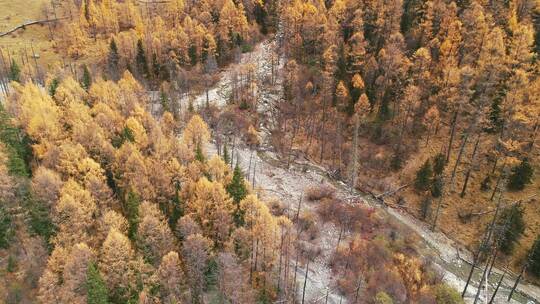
100,229,136,292
207,155,232,185
54,77,87,105
137,201,176,263
351,74,365,89
9,82,62,158
125,116,149,149
182,114,210,153
187,177,234,245
53,179,97,247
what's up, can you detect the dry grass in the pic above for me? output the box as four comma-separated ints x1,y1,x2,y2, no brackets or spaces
0,0,48,29
387,131,540,280
287,113,540,280
305,184,336,201
0,0,62,69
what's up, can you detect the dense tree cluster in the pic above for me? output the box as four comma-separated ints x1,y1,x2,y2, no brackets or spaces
0,73,286,303
273,0,539,271
54,0,276,84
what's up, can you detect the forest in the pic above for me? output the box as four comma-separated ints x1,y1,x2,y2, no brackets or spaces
0,0,539,303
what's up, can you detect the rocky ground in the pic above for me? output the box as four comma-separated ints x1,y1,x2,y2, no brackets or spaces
192,35,540,303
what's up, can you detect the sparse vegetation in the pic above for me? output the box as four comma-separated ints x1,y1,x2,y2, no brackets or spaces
306,184,336,201
1,0,539,302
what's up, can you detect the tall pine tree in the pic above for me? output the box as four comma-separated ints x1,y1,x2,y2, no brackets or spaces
124,190,140,239
529,235,540,278
82,65,92,91
86,262,109,304
8,59,20,82
487,98,504,134
507,159,534,191
222,145,230,165
136,39,149,78
414,160,433,192
226,164,247,226
108,38,120,75
497,204,525,255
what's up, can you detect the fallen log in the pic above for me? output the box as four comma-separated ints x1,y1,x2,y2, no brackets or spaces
375,183,411,199
0,18,65,38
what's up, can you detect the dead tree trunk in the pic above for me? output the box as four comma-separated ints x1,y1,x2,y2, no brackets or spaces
488,268,506,304
350,116,360,192
292,249,300,298
490,162,507,201
507,261,526,302
277,225,286,294
431,178,445,231
473,249,495,304
287,104,300,169
319,97,328,163
301,259,310,304
462,195,503,297
460,133,481,197
507,240,539,301
446,110,458,162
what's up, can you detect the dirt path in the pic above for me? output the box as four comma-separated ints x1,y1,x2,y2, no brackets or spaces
196,35,540,303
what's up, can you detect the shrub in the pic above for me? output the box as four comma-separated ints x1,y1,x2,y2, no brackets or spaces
375,291,394,304
298,211,319,240
507,158,533,191
435,284,464,304
306,184,336,201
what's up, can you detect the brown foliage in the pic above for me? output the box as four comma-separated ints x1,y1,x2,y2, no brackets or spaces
305,184,336,201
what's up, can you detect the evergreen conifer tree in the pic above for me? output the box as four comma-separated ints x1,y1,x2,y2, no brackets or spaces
487,98,504,134
0,205,13,249
226,164,247,226
529,235,540,277
136,39,149,78
108,38,120,73
48,78,59,97
420,197,431,220
125,190,140,239
87,262,109,304
222,145,230,165
507,159,534,191
152,53,161,79
432,153,446,176
498,204,525,255
195,144,205,163
160,90,170,113
414,160,433,192
431,177,443,198
8,59,20,82
82,65,92,91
